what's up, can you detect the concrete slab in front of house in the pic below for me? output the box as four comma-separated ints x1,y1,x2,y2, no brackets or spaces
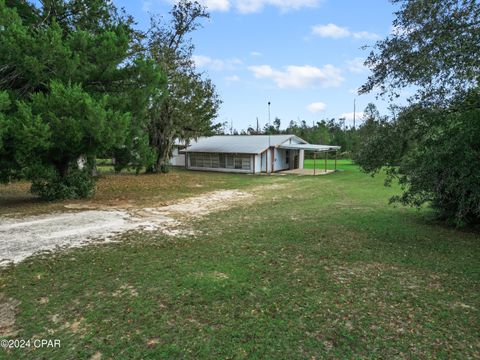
279,169,336,176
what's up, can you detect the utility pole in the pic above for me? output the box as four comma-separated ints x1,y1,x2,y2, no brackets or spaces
268,101,271,174
268,101,271,126
256,117,259,133
353,98,356,130
268,101,271,145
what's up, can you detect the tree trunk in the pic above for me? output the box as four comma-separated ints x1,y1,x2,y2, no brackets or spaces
155,133,173,172
55,159,69,179
149,100,175,173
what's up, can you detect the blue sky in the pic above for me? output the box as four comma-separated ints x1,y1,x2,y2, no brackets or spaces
115,0,401,131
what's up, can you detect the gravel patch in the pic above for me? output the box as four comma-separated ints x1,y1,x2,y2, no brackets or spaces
0,190,252,267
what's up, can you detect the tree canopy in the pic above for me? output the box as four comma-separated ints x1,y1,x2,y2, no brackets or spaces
360,0,480,104
146,0,221,172
0,0,221,198
356,0,480,226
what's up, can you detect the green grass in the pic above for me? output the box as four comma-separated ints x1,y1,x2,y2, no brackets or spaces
303,158,354,171
1,162,479,359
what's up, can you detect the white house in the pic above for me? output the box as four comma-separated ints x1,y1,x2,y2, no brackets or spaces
171,135,340,174
169,144,186,167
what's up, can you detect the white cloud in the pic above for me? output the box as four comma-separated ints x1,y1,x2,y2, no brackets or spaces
345,57,367,74
193,55,242,71
312,23,379,40
225,75,241,81
312,23,350,39
235,0,320,13
339,112,364,121
248,64,344,89
142,0,153,12
143,0,322,13
307,102,326,113
352,31,380,40
250,51,262,57
202,0,231,11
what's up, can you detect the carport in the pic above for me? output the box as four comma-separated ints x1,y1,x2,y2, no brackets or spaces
278,144,341,175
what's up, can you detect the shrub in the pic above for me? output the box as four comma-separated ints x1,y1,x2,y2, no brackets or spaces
30,164,96,200
395,108,480,226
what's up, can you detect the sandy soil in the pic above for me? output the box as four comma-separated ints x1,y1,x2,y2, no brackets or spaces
0,190,252,267
0,293,20,337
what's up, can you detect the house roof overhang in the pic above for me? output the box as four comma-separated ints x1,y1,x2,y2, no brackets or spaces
278,144,341,152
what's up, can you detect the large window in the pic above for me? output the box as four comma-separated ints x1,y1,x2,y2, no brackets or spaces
190,153,250,170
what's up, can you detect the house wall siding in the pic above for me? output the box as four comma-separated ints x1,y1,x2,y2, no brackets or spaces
274,149,289,171
170,147,186,167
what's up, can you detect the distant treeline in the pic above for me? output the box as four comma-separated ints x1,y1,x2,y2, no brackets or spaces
216,103,385,159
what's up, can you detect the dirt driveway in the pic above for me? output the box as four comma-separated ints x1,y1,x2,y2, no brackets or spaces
0,190,252,267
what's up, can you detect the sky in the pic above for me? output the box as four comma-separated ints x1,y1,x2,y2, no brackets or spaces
115,0,401,131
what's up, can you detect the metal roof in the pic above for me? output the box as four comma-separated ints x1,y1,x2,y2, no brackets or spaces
279,144,341,152
180,135,308,154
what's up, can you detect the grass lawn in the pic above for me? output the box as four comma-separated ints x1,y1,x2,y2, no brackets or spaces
303,158,353,171
1,162,479,359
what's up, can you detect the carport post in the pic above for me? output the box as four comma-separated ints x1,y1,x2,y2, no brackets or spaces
334,151,337,172
313,152,316,175
324,151,327,173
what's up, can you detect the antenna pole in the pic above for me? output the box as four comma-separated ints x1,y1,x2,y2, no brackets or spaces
268,102,271,126
353,98,356,130
268,101,271,146
268,102,271,174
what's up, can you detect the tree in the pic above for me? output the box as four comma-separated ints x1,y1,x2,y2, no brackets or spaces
394,97,480,224
360,0,480,104
0,0,160,198
263,123,276,134
273,117,281,133
111,59,165,174
357,0,480,225
146,0,221,172
351,103,385,158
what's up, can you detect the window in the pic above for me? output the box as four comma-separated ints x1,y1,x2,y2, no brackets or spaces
241,156,250,169
234,157,242,169
190,153,250,170
226,155,234,168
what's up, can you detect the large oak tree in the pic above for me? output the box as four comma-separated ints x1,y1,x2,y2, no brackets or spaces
146,0,221,172
356,0,480,225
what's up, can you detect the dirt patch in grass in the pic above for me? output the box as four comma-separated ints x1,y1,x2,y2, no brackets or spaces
327,261,446,292
0,293,21,337
68,317,85,334
112,285,139,298
89,352,102,360
195,271,230,282
0,190,253,267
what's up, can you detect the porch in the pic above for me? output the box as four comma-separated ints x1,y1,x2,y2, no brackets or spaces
278,143,341,175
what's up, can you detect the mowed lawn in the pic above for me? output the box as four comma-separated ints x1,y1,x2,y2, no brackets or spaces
1,161,479,359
